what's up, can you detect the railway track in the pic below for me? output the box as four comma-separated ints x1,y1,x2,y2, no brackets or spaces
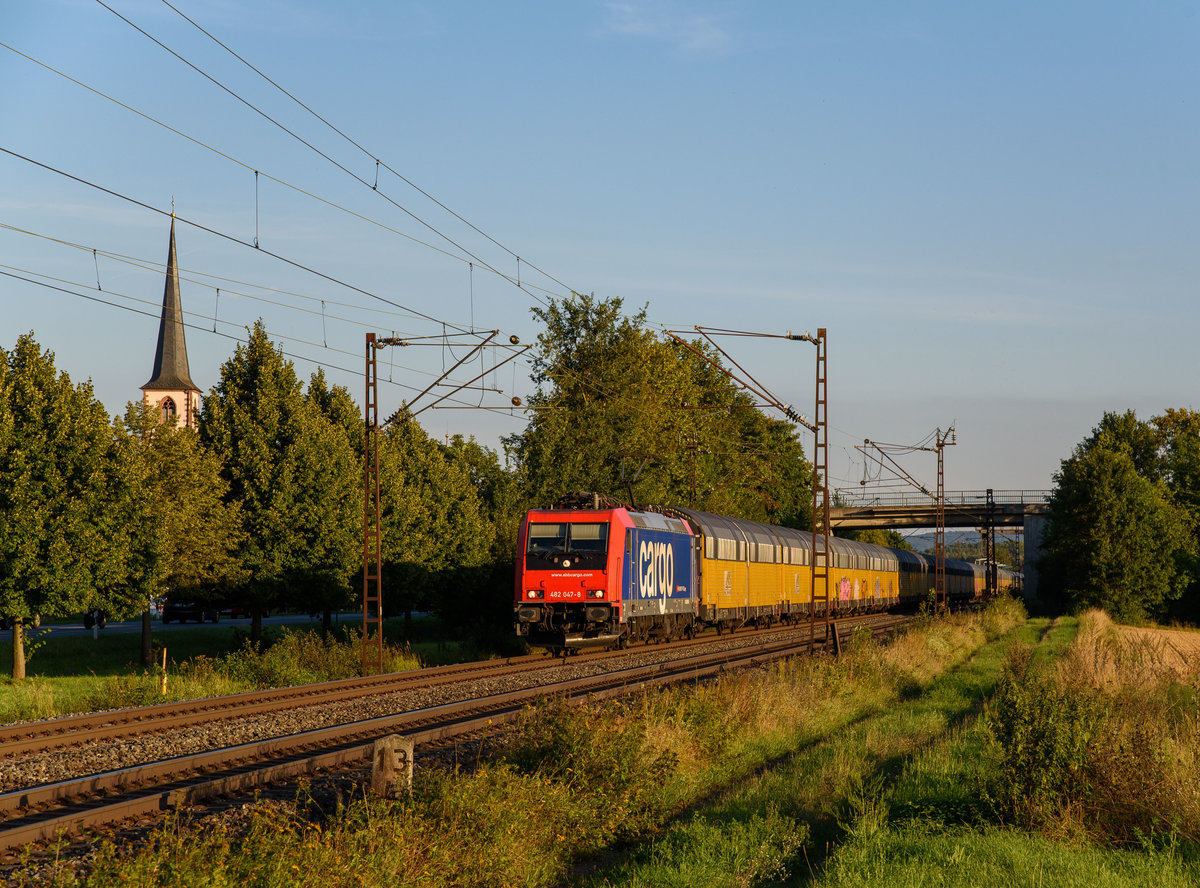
0,653,548,757
0,612,907,853
0,611,886,758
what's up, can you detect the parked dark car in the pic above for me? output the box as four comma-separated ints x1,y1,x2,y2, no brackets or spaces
83,609,107,629
161,601,219,623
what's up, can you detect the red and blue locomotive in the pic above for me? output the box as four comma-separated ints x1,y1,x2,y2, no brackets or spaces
514,493,697,651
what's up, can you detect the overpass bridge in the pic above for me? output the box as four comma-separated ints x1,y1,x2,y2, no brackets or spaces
831,489,1052,599
831,490,1050,530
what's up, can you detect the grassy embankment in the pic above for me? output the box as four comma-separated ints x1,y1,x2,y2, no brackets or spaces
9,597,998,883
812,609,1200,887
16,600,1200,887
0,622,430,724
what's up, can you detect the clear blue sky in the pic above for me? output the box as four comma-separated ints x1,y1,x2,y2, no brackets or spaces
2,0,1196,496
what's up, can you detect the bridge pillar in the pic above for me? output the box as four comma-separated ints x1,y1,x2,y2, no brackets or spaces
1022,512,1047,603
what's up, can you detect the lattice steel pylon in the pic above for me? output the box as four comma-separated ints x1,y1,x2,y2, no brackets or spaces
855,427,956,610
933,427,955,610
984,487,997,598
808,329,831,652
362,333,405,675
363,334,384,675
661,324,828,643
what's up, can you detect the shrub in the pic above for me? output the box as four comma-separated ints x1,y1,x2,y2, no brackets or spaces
1061,612,1200,845
986,615,1200,845
981,594,1027,641
983,643,1102,830
503,702,679,836
217,628,421,688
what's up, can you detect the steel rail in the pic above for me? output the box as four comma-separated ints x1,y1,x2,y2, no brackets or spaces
0,612,891,757
0,615,908,851
0,654,543,756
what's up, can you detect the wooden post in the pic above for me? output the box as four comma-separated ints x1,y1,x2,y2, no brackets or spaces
160,647,168,695
12,620,26,681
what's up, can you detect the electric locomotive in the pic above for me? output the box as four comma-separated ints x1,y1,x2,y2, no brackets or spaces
513,492,697,652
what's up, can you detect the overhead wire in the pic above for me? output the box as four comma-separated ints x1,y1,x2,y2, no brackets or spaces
1,219,531,349
6,24,825,438
0,44,576,422
0,266,384,385
652,321,948,498
2,25,549,416
157,0,577,301
0,265,535,423
1,219,534,399
0,221,450,332
0,260,432,387
3,264,520,399
93,0,564,309
0,146,494,338
5,10,892,463
518,319,827,438
1,23,889,463
0,40,564,305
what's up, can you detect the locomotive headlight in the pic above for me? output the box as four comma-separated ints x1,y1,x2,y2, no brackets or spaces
586,589,606,599
526,589,543,600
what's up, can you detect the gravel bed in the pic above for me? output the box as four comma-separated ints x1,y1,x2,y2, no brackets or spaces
0,626,809,795
0,622,857,882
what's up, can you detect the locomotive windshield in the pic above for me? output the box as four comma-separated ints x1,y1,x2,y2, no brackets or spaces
527,522,609,555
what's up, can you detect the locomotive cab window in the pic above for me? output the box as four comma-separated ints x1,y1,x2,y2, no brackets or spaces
568,523,609,553
526,522,609,555
527,523,569,554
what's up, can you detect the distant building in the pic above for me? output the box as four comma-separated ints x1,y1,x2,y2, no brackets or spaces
142,217,200,428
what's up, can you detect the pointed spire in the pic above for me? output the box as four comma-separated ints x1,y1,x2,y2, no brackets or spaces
143,216,199,392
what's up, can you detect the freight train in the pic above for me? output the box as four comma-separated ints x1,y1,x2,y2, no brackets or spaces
514,492,1018,653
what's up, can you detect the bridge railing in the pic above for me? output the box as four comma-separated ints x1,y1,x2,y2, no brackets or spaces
832,489,1051,509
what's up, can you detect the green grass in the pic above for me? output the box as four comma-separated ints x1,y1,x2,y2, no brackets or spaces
0,619,431,723
822,611,1200,887
1,614,467,679
8,598,1028,887
576,612,1053,887
821,825,1200,888
20,600,1195,888
2,624,261,677
581,611,1198,888
1,626,254,722
812,615,1169,886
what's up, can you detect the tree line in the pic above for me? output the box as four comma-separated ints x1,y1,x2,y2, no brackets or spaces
5,294,1193,680
2,295,815,679
1038,408,1200,623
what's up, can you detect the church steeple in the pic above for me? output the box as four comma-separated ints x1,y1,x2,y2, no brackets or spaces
142,217,201,428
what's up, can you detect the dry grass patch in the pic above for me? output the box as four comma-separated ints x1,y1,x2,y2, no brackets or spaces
988,608,1200,845
1117,625,1200,680
1067,609,1200,687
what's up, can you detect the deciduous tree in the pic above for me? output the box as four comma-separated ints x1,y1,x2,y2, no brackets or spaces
0,335,143,678
842,528,913,550
1153,408,1200,621
505,294,812,526
118,400,246,663
378,410,491,631
199,322,359,642
441,434,524,636
1040,411,1193,621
